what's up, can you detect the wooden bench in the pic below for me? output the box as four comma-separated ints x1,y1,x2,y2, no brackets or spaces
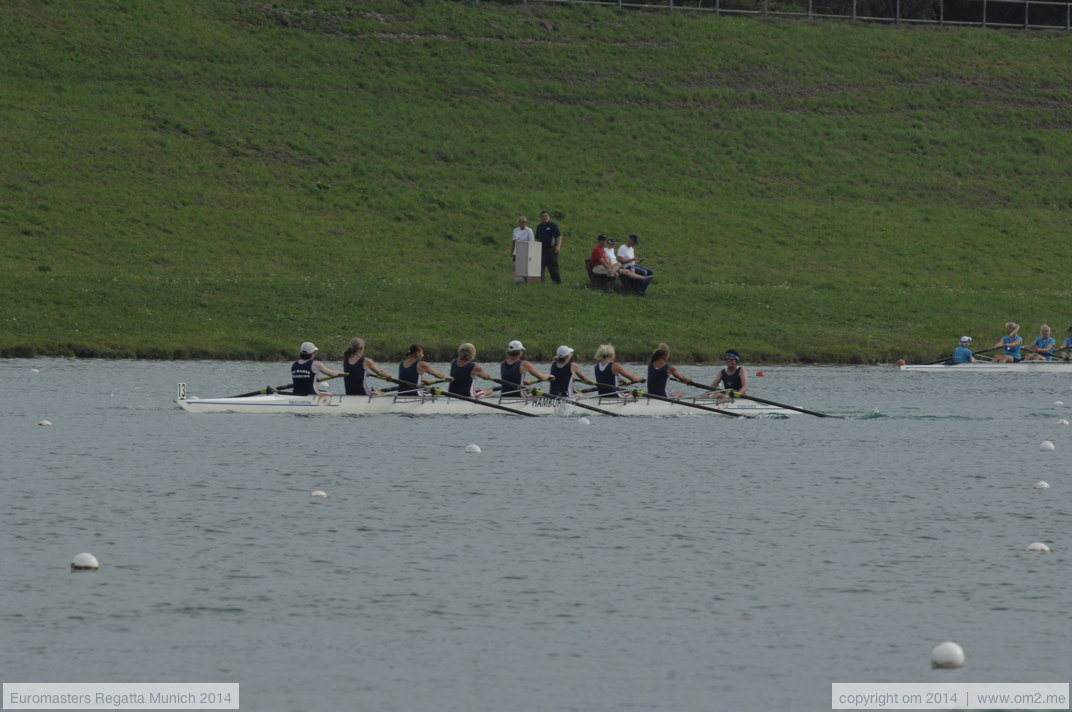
585,258,617,292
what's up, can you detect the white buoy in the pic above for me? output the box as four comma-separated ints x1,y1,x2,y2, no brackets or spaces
31,368,40,373
1027,542,1051,553
1058,419,1069,426
38,420,52,427
577,417,591,425
70,552,99,571
1039,440,1055,451
310,490,328,498
1033,481,1051,489
931,641,965,669
1056,401,1065,406
465,443,481,454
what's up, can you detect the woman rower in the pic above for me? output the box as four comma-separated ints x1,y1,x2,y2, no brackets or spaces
992,322,1022,363
342,338,391,396
397,343,451,395
292,341,344,396
449,343,493,397
548,345,596,397
647,343,694,398
1061,326,1072,361
1024,324,1055,361
593,344,644,397
706,350,748,399
500,340,551,397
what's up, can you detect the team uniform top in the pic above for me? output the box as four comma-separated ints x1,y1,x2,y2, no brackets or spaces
500,360,525,396
1001,335,1022,361
397,359,422,395
594,362,623,396
343,356,371,396
291,359,317,396
719,368,744,392
952,346,974,364
1032,336,1055,360
449,360,476,397
549,361,575,397
647,363,670,397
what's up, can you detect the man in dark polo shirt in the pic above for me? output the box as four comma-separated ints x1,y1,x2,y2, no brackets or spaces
534,210,562,284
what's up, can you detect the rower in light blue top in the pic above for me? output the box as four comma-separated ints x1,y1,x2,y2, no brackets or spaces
1024,324,1055,361
992,322,1022,363
952,336,975,364
1061,326,1072,361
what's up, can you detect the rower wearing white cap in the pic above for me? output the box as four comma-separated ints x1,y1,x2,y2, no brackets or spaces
292,341,344,396
500,340,552,397
952,336,975,364
548,345,596,398
342,337,391,396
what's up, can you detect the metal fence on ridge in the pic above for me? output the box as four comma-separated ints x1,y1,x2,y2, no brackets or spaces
501,0,1072,30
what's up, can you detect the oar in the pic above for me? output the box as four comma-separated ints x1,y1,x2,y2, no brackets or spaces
725,390,840,419
606,384,751,418
228,374,340,398
925,345,1004,365
522,386,623,417
383,376,538,417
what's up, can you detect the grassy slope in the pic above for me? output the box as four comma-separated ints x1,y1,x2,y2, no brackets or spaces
1,0,1070,363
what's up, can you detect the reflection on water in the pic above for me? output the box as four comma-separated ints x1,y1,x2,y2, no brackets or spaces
2,359,1069,711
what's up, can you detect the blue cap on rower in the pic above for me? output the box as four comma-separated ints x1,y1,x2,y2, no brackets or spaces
300,341,318,355
724,351,741,361
960,336,971,344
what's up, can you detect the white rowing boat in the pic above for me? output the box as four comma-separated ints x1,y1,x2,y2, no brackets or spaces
900,361,1072,373
174,384,797,417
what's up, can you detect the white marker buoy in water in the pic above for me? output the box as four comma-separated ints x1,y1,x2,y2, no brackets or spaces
31,368,40,373
931,641,964,669
1027,542,1051,553
39,420,52,426
1055,401,1065,406
70,553,99,571
577,417,591,425
1039,440,1055,451
310,490,328,498
1033,481,1050,489
1058,419,1069,426
465,443,481,454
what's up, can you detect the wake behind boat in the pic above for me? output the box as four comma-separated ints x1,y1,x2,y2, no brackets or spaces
900,360,1072,373
174,384,798,417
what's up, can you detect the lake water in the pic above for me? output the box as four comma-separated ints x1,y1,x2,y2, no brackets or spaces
2,358,1069,711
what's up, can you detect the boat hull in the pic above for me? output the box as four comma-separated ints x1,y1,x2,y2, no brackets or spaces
175,390,796,416
900,361,1072,373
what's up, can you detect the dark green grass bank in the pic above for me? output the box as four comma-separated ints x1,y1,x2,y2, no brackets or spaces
2,0,1070,363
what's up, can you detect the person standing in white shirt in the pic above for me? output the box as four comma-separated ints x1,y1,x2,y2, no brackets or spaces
511,216,534,280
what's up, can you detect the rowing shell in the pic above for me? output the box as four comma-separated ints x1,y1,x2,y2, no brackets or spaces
900,361,1072,373
175,386,797,416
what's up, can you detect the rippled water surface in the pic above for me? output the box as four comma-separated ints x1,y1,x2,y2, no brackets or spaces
3,359,1069,711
